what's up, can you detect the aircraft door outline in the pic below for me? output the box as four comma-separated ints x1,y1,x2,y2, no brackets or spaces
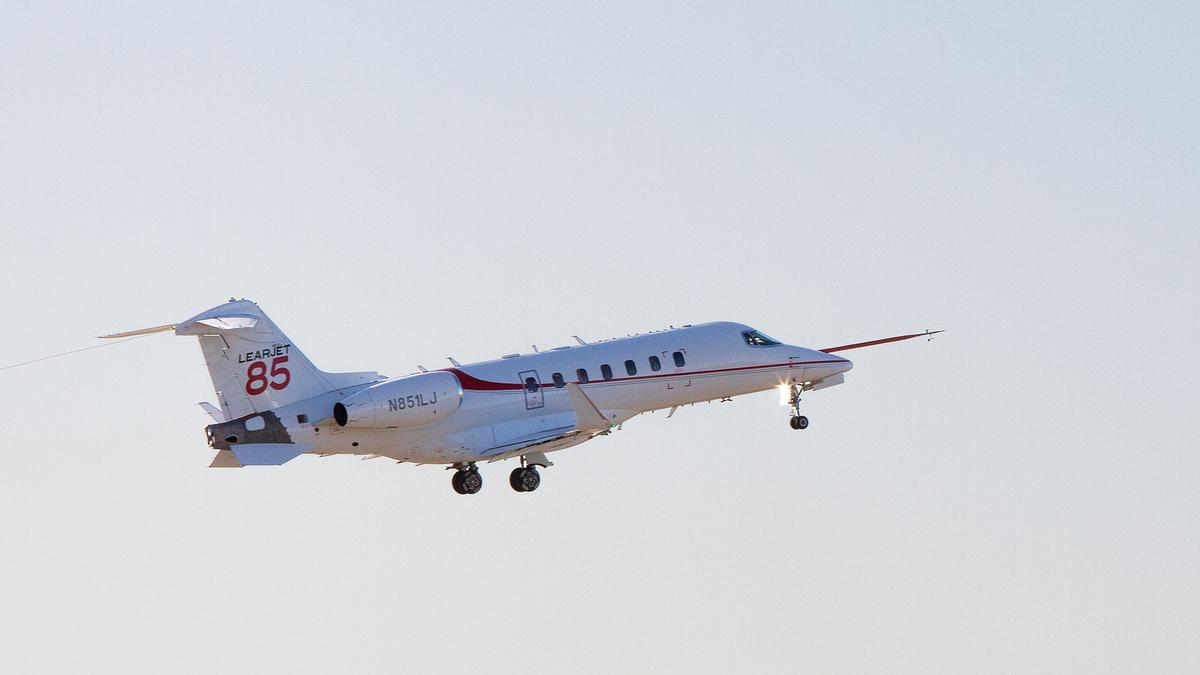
664,349,692,390
519,370,544,410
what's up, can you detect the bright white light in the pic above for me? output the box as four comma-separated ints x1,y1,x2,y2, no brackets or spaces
778,383,791,406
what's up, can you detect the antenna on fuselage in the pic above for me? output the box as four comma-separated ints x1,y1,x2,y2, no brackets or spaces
572,335,587,345
417,365,428,373
447,357,461,367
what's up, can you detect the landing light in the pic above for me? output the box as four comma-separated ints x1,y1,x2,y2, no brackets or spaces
778,383,791,406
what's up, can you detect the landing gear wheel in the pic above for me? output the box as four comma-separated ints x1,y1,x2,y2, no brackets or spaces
452,468,483,494
510,466,540,492
460,469,483,494
790,415,809,430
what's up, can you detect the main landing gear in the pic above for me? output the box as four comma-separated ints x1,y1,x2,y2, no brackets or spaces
449,456,548,494
509,465,541,493
451,463,483,495
787,384,810,430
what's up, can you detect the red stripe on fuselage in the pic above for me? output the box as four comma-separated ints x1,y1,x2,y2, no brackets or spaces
444,368,523,391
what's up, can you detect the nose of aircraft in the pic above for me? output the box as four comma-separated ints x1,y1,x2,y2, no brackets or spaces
790,346,852,382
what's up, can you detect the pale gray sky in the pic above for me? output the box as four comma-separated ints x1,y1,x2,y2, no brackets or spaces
1,2,1197,673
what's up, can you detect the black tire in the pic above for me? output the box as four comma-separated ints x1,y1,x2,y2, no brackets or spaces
462,470,483,494
797,415,809,430
789,416,802,430
451,470,467,494
510,467,527,492
519,466,540,492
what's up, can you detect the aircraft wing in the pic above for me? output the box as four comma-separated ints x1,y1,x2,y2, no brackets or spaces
484,384,616,460
565,383,611,432
484,428,596,463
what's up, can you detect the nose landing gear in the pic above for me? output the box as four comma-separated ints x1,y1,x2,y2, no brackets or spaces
787,384,810,430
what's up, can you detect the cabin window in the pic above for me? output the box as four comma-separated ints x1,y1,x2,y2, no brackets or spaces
673,351,686,367
576,368,589,384
525,377,539,393
552,372,565,388
601,364,613,380
649,355,661,372
625,360,637,376
742,329,781,347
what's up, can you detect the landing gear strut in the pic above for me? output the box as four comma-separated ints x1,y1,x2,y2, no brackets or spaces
451,463,483,494
787,384,809,430
509,465,541,492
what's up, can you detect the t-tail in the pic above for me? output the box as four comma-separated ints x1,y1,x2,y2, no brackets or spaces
173,299,379,421
103,299,380,422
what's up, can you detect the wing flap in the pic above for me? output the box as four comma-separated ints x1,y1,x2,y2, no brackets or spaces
484,431,593,462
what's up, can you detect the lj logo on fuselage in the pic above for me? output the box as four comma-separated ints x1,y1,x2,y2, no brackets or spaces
389,392,438,411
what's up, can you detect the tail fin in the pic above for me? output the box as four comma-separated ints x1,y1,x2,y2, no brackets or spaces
175,299,379,420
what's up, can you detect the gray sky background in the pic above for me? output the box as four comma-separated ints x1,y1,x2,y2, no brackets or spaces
1,2,1196,673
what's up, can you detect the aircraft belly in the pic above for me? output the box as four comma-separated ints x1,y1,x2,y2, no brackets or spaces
295,420,467,463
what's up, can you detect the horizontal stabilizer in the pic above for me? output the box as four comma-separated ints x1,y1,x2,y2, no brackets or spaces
229,443,314,466
566,383,610,432
98,323,177,339
175,314,258,335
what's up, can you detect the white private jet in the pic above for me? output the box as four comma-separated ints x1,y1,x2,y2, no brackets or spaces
102,299,939,494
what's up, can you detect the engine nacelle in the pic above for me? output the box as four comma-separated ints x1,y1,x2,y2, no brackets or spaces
333,371,463,429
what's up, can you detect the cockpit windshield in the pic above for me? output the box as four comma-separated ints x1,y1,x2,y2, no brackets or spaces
742,329,781,347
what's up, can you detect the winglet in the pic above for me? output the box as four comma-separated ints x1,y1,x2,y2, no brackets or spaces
822,329,944,353
565,383,610,432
